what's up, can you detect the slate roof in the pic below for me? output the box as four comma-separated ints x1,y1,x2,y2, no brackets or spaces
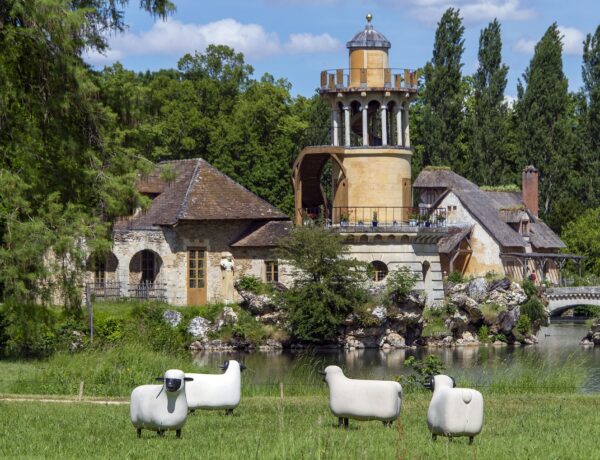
347,23,391,49
414,168,565,250
231,220,293,247
115,159,288,230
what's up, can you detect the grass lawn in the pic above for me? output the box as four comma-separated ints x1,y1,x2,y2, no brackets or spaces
1,393,599,459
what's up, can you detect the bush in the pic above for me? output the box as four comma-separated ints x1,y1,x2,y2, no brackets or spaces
446,271,463,283
521,279,538,299
1,303,60,357
520,295,547,326
235,275,273,295
421,316,450,338
397,355,445,391
516,314,531,335
573,305,600,318
478,325,491,343
386,267,419,302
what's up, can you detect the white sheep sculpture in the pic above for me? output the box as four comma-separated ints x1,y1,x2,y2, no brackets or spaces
185,360,245,415
425,374,484,444
130,369,193,438
321,365,403,428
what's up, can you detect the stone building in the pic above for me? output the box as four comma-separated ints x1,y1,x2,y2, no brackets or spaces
292,15,447,305
86,158,292,305
414,166,580,285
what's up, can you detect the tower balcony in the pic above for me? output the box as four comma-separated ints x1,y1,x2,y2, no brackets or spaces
320,68,418,93
299,206,448,234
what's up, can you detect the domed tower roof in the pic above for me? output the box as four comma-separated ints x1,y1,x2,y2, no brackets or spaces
346,14,391,50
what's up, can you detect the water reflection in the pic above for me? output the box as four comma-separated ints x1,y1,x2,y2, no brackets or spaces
192,322,600,392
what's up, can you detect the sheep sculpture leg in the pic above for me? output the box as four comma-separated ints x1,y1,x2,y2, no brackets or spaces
225,409,234,416
137,428,142,439
432,434,437,441
469,436,474,445
176,429,182,439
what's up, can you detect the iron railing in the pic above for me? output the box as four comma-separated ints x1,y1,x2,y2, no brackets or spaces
300,206,447,231
320,68,418,91
128,281,167,300
86,281,121,300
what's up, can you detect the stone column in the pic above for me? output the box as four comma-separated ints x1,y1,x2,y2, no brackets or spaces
343,106,351,146
395,106,403,147
362,105,369,146
380,105,388,146
402,102,410,147
331,108,340,146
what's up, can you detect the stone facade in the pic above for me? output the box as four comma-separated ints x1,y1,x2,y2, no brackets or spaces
87,220,292,306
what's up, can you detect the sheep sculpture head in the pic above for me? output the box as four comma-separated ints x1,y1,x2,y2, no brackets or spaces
156,369,194,392
219,360,246,373
424,375,456,392
318,365,343,382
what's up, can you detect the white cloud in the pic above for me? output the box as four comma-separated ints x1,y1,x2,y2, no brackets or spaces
285,33,341,54
515,38,536,54
558,26,584,56
384,0,535,24
514,25,584,56
84,18,342,66
504,94,517,107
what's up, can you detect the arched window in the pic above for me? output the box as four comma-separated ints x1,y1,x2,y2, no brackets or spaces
370,261,389,282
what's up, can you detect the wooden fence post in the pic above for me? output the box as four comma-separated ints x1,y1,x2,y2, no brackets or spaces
279,382,284,401
78,381,84,401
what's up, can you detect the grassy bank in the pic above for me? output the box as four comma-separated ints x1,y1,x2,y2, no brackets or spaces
1,394,599,459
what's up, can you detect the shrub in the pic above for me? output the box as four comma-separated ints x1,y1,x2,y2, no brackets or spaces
480,303,504,323
446,271,463,283
235,275,272,295
386,266,420,302
1,303,60,357
573,305,600,318
516,314,531,335
421,316,450,338
478,325,491,343
396,355,445,391
521,279,538,299
520,295,547,326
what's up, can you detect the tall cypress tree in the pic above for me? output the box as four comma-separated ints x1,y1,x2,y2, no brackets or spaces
515,23,574,230
467,19,509,185
582,25,600,208
421,8,465,169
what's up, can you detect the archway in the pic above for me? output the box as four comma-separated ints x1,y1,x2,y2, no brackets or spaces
370,261,389,282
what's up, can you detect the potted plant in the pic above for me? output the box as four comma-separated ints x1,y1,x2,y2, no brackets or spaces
340,213,349,227
436,215,446,227
372,211,378,228
409,212,419,227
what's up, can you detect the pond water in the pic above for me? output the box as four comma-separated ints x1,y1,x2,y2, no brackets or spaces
192,321,600,393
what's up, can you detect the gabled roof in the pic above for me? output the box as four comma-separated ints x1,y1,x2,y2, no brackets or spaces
231,220,293,247
115,159,288,230
414,168,565,250
438,225,473,254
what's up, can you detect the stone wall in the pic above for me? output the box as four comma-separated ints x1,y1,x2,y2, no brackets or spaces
95,221,284,306
346,240,444,305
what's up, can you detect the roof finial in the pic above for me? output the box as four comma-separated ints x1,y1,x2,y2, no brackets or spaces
366,13,373,23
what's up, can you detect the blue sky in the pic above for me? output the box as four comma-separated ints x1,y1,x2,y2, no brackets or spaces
86,0,600,99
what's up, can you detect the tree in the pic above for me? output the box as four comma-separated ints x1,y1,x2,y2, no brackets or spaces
276,226,370,342
421,8,466,170
514,24,576,230
582,25,600,209
466,19,509,185
561,207,600,276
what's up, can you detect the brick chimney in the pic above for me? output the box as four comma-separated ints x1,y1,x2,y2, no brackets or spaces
522,165,539,217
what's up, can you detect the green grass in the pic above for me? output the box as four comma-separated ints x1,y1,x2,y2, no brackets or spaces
0,394,599,459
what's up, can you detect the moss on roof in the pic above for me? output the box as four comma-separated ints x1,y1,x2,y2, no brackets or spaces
480,184,520,192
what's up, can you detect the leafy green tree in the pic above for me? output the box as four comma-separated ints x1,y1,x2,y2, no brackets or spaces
466,19,509,185
561,207,600,276
582,25,600,209
421,8,466,170
276,226,369,342
514,24,577,230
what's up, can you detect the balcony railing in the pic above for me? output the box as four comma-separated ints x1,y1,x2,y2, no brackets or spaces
300,206,447,232
320,68,418,91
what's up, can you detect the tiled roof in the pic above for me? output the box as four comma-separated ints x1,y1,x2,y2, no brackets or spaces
414,169,565,250
231,220,293,247
115,159,288,230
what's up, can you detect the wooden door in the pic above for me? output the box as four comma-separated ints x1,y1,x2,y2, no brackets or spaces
187,248,207,305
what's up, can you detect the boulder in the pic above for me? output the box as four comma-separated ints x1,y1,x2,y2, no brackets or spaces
448,282,468,295
467,278,488,302
371,305,387,323
488,278,511,292
445,311,469,334
238,290,277,315
495,309,518,334
163,310,183,327
380,331,406,348
257,310,287,325
214,307,238,330
187,316,212,338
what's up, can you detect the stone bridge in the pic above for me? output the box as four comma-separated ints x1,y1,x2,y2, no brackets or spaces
545,287,600,316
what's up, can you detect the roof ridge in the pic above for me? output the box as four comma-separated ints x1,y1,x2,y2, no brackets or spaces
177,159,202,221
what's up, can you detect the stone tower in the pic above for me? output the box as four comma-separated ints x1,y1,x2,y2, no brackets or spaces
293,14,419,226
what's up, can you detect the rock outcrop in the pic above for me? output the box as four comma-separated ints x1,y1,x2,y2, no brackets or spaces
581,318,600,346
